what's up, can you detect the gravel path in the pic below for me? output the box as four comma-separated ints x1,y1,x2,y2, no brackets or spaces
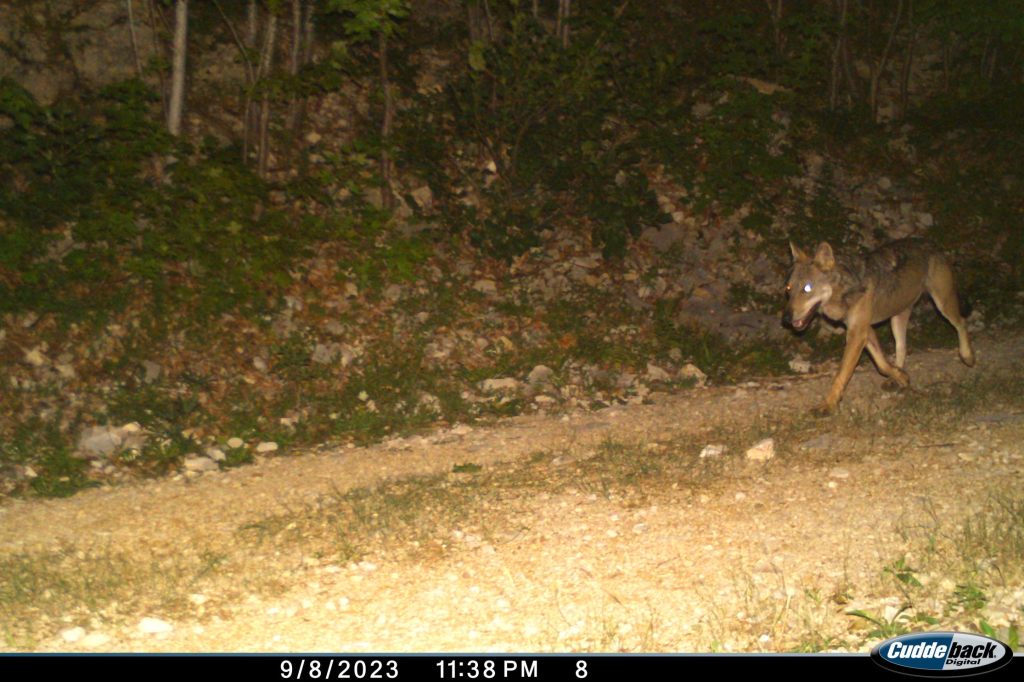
2,333,1022,652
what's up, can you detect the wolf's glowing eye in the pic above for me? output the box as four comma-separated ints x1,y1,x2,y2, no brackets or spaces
803,283,813,293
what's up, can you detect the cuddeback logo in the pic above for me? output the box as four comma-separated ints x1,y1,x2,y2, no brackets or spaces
871,632,1013,676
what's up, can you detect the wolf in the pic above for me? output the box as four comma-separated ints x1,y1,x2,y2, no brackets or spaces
783,237,975,415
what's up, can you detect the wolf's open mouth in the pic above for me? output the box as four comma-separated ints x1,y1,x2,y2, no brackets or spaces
788,303,819,331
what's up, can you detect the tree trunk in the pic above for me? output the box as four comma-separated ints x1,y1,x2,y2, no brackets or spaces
287,1,315,155
466,2,492,44
557,0,571,48
942,33,951,93
257,11,277,179
869,0,903,123
765,0,784,55
841,32,859,103
167,0,188,137
246,0,258,45
379,30,395,210
244,0,259,161
829,0,848,111
302,4,315,65
286,0,303,144
213,0,258,160
482,0,494,43
147,0,169,117
127,0,143,78
898,0,915,119
289,0,302,86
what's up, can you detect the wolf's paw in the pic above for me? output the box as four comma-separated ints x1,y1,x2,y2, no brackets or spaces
881,378,908,392
881,367,910,392
811,403,836,418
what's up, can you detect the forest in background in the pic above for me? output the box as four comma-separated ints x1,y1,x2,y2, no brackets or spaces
0,0,1022,496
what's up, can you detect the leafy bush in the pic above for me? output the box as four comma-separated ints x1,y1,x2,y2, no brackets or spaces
0,79,337,322
398,8,663,258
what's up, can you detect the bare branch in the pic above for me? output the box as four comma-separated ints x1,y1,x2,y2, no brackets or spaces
212,0,256,85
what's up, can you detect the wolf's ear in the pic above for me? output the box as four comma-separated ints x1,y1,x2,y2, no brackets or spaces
789,241,809,263
813,242,835,270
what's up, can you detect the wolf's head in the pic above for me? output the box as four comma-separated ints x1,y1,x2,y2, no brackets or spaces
783,242,836,331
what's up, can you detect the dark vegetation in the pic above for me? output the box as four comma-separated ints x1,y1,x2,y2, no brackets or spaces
0,0,1022,496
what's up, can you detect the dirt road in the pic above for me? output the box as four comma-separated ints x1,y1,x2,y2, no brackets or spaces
2,333,1022,652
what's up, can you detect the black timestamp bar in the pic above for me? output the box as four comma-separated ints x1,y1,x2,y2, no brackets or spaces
280,658,400,680
2,653,1022,681
436,657,544,679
